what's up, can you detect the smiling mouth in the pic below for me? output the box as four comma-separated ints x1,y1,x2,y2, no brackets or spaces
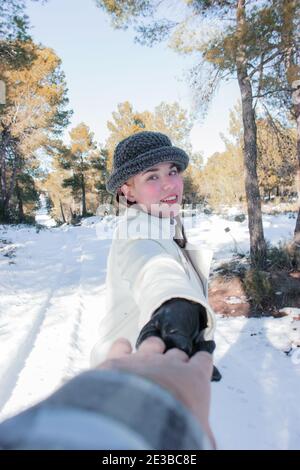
160,195,178,204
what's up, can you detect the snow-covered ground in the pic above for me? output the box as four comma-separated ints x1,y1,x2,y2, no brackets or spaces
0,209,299,449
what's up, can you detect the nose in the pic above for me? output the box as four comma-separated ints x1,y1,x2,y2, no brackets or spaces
162,175,175,191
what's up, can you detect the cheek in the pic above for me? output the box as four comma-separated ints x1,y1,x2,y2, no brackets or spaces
175,177,184,194
139,183,161,201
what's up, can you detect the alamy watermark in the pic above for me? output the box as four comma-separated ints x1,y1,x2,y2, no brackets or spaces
94,201,206,243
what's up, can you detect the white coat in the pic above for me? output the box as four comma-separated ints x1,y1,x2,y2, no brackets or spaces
90,207,216,367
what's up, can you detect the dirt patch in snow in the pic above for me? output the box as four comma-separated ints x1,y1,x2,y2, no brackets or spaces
209,276,250,317
209,271,300,317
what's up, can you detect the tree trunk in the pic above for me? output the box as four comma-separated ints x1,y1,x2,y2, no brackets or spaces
59,199,66,224
236,0,267,266
81,174,87,217
0,135,20,222
0,147,6,205
0,132,8,221
5,150,19,208
0,193,9,222
281,0,300,243
15,180,24,222
293,100,300,244
0,201,7,222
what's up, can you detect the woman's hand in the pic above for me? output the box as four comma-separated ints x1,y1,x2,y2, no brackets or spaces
136,298,214,356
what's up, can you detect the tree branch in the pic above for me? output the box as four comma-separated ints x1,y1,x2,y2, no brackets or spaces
253,87,291,99
248,49,283,78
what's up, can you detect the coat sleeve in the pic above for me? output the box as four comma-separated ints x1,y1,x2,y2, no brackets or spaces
0,370,212,450
118,239,211,331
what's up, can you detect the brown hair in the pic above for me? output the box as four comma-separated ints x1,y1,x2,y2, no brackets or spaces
116,190,136,207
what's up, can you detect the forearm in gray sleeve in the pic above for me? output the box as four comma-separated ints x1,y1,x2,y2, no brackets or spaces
0,370,212,450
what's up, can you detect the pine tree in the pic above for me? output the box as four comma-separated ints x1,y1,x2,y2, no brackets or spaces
13,172,40,222
59,123,99,218
0,0,47,69
106,100,192,167
95,0,298,264
0,42,71,222
257,117,297,199
42,147,75,224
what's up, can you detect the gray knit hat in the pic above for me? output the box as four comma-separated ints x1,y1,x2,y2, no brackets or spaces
106,131,189,195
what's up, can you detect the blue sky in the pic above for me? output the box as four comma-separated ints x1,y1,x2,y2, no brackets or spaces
27,0,240,159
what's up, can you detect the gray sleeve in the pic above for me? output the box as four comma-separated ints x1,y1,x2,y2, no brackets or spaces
0,369,212,450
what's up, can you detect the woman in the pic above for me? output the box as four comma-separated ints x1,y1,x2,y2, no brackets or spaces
91,131,221,381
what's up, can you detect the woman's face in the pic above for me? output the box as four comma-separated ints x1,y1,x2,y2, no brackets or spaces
120,161,184,217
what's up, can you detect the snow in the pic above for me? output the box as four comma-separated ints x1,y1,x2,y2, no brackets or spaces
0,209,299,449
35,194,57,228
213,316,300,450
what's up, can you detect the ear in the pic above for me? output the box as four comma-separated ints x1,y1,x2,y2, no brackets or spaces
120,182,136,203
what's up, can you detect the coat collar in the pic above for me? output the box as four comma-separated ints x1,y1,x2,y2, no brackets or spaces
116,206,177,240
115,205,213,280
184,242,213,283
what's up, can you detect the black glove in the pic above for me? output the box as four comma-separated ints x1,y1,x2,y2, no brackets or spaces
136,298,213,357
136,298,222,382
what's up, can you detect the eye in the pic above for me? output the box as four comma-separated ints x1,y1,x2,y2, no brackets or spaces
170,168,179,175
147,174,158,181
